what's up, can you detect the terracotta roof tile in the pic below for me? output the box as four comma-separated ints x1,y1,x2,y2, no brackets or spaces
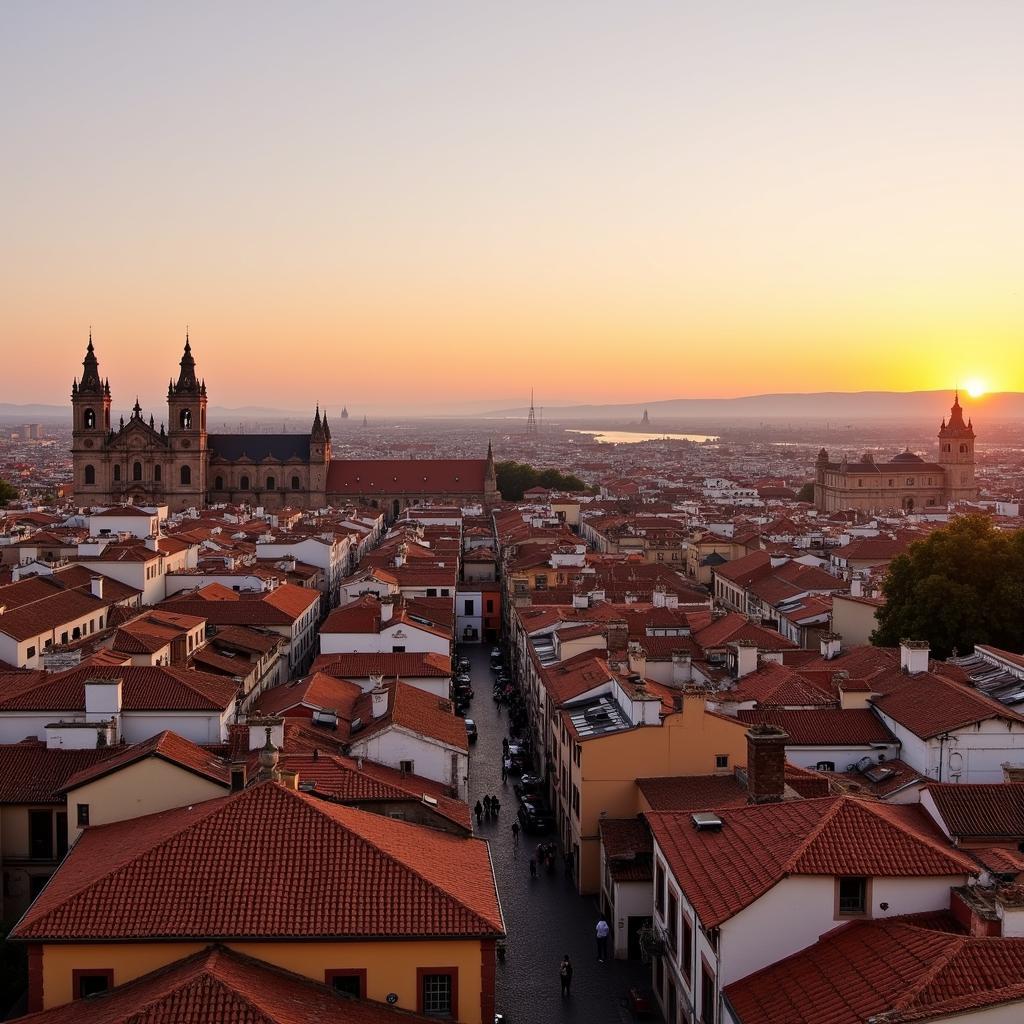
12,781,503,941
646,796,974,928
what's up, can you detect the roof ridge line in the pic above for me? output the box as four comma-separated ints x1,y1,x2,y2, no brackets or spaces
292,786,500,932
889,931,967,1011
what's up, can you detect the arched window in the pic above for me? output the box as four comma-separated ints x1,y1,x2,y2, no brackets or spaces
959,444,968,454
240,475,250,490
154,465,161,483
84,464,95,485
179,408,192,430
180,465,191,485
201,409,206,430
214,475,224,490
84,408,96,429
291,475,301,490
132,461,142,481
266,476,276,491
113,465,121,482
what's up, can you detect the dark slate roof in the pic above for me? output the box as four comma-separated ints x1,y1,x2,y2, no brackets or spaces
208,434,311,463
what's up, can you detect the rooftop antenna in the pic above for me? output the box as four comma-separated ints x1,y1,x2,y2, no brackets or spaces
527,388,538,435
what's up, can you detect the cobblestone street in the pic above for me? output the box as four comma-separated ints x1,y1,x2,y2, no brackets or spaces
464,647,657,1023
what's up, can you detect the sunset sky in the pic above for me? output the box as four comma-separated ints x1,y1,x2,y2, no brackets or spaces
2,2,1022,413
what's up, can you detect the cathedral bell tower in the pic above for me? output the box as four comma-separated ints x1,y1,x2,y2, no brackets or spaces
166,333,208,510
71,331,112,496
937,392,977,505
308,405,331,506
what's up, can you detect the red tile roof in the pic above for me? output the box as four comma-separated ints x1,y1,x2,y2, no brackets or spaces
327,459,487,495
646,796,975,927
736,708,896,746
15,944,440,1024
0,741,122,804
253,673,363,718
12,781,503,941
924,783,1024,840
310,651,452,678
0,665,237,712
724,914,1024,1024
60,730,230,792
871,670,1024,738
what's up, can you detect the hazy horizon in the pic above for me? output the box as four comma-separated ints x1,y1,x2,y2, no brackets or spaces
2,2,1023,409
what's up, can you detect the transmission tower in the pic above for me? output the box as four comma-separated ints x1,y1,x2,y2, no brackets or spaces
526,388,538,434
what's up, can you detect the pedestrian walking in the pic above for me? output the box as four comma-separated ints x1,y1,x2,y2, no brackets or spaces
474,800,483,826
529,857,537,878
483,795,492,818
559,955,573,997
502,737,509,754
492,796,501,817
511,821,520,846
596,916,610,962
501,760,508,783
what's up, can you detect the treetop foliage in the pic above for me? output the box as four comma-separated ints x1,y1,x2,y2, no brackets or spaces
871,514,1024,660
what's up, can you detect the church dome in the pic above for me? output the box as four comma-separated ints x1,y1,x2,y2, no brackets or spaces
891,448,925,463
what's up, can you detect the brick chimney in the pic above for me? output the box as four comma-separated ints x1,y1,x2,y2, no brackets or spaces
605,620,628,655
745,724,788,804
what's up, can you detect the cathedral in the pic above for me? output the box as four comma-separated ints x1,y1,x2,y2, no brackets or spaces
71,335,498,514
814,394,977,513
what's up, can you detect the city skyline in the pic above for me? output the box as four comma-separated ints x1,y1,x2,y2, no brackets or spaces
2,2,1023,410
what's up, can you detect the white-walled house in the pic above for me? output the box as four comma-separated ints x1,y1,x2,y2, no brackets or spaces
0,667,238,745
345,680,470,801
319,595,451,657
644,795,975,1024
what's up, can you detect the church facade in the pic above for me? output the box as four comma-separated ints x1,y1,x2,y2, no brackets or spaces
71,336,498,514
814,394,977,513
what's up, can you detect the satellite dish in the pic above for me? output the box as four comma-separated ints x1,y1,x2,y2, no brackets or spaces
386,994,398,1005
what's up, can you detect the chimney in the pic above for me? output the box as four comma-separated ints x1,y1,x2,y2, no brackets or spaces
731,640,758,679
90,575,104,599
279,769,299,790
664,592,679,609
230,761,247,792
370,683,389,719
1002,763,1024,784
820,632,841,660
84,677,123,724
144,534,159,552
671,652,693,684
899,639,930,674
652,585,666,608
627,641,647,679
380,599,394,623
745,724,789,804
849,577,864,597
572,592,589,609
605,620,628,654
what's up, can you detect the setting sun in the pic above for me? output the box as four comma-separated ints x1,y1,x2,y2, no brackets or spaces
964,379,987,399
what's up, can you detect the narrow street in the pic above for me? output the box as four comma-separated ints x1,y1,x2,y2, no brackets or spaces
464,646,656,1023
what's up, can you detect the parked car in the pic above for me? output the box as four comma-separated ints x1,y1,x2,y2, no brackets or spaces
453,696,470,716
517,799,554,834
489,647,502,660
465,719,478,744
458,657,470,672
452,685,474,704
514,773,543,801
455,671,472,685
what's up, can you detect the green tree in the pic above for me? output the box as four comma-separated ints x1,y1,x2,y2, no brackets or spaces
0,479,17,508
871,515,1024,659
796,482,815,502
494,461,587,501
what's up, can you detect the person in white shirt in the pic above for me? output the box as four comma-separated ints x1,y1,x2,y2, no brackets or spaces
596,916,610,961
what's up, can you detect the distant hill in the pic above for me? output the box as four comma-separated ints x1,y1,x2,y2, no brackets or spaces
482,390,1024,423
